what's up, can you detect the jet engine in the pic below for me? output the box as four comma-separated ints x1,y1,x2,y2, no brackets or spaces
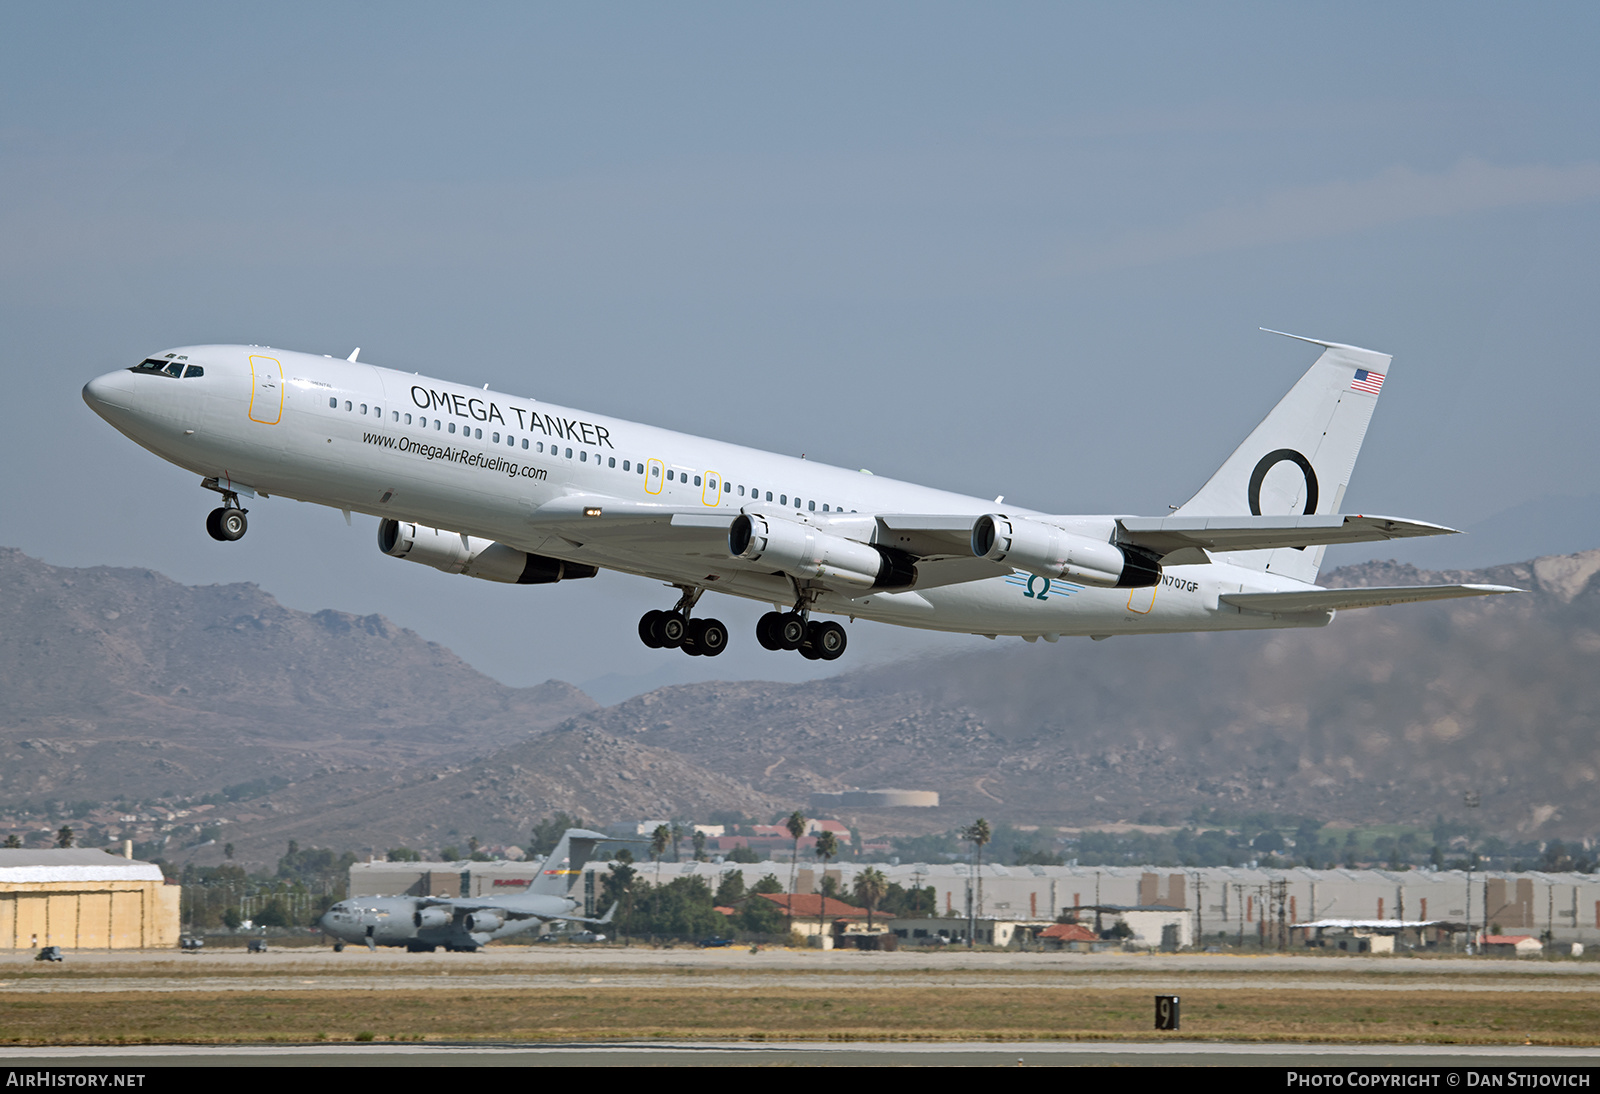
464,911,505,933
729,513,915,590
412,906,451,930
971,514,1160,588
378,519,598,584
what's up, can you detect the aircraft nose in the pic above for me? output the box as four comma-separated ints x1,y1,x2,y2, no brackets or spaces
82,370,133,415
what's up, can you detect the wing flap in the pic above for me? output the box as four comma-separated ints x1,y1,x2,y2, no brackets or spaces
1220,584,1520,614
1119,514,1458,556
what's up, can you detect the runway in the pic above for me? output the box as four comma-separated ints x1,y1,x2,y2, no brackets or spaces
5,1040,1600,1067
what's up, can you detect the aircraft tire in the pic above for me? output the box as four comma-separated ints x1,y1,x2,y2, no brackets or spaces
218,508,247,541
798,642,823,660
777,613,807,650
639,610,665,648
813,621,847,660
696,618,728,657
205,508,227,541
755,611,784,650
681,619,705,656
655,611,687,649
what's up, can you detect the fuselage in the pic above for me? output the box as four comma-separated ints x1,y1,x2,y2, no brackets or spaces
320,891,580,950
82,344,1330,641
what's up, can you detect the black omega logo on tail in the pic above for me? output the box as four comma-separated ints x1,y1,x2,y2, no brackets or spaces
1248,449,1318,517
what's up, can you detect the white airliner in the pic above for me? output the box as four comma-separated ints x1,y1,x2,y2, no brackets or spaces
82,331,1515,661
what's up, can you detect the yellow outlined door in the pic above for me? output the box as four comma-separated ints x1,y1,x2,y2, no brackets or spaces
701,471,721,506
644,458,664,495
248,355,283,424
1127,585,1156,614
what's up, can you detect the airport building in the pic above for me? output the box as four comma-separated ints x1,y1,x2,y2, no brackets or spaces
570,859,1600,947
0,849,179,950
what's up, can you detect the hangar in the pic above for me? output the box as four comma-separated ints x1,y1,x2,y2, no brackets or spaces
0,849,179,950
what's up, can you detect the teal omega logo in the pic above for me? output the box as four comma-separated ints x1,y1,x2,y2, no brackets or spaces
1024,575,1050,600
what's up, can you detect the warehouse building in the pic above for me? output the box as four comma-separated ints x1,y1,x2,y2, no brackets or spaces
0,849,178,950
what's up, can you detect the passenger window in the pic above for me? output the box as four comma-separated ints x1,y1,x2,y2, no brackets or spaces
638,463,645,475
694,475,702,486
374,406,381,416
766,491,773,502
738,486,745,497
522,439,529,449
667,470,674,481
329,398,337,409
345,401,353,411
580,451,587,462
391,411,398,422
475,428,482,439
565,447,572,458
404,413,411,424
780,495,787,505
449,422,456,433
822,504,829,512
360,404,367,414
608,457,616,468
623,460,630,471
809,501,816,511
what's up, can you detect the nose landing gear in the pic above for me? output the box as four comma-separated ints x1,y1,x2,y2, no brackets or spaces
201,478,250,542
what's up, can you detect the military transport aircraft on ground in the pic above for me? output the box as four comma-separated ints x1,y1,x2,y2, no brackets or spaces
83,329,1516,660
319,829,618,952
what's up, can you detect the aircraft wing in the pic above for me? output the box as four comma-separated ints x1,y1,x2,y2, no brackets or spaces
1117,514,1458,556
1220,584,1520,614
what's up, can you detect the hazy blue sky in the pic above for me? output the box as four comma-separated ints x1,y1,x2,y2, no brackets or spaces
4,4,1597,699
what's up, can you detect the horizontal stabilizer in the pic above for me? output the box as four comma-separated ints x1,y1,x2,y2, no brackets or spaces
1118,514,1458,557
1220,584,1520,614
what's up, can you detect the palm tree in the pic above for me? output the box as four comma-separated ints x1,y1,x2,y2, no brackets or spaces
853,866,888,933
815,830,839,940
650,824,670,888
784,810,806,932
55,825,74,849
963,818,991,948
670,822,684,862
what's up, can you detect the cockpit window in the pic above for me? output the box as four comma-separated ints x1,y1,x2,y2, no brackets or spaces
131,357,201,378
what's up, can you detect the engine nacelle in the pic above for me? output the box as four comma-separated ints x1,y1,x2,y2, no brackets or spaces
971,514,1160,588
464,910,504,933
729,513,915,590
378,519,598,584
412,906,452,931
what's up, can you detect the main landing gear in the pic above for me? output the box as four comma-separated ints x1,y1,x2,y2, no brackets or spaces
201,479,249,542
638,586,728,658
756,585,848,661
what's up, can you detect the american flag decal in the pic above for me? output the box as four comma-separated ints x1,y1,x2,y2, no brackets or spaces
1351,368,1385,395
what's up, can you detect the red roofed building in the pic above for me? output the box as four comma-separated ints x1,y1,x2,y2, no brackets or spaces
755,892,871,938
1038,922,1099,950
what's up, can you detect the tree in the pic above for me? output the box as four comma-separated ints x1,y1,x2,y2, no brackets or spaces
815,830,839,939
650,824,671,888
854,867,888,932
602,851,638,943
692,829,708,862
785,811,806,932
55,825,74,849
727,845,761,864
670,822,684,863
387,847,422,862
963,818,991,948
4,834,21,849
223,842,234,860
715,869,747,907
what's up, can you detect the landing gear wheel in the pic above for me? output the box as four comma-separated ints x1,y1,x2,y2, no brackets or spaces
811,620,847,661
756,611,785,651
777,612,807,651
639,610,666,648
205,508,226,541
694,618,728,657
332,941,345,952
682,618,705,656
214,508,247,541
649,611,687,649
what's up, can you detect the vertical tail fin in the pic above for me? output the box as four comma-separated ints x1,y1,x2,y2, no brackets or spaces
527,828,613,897
1175,330,1392,583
